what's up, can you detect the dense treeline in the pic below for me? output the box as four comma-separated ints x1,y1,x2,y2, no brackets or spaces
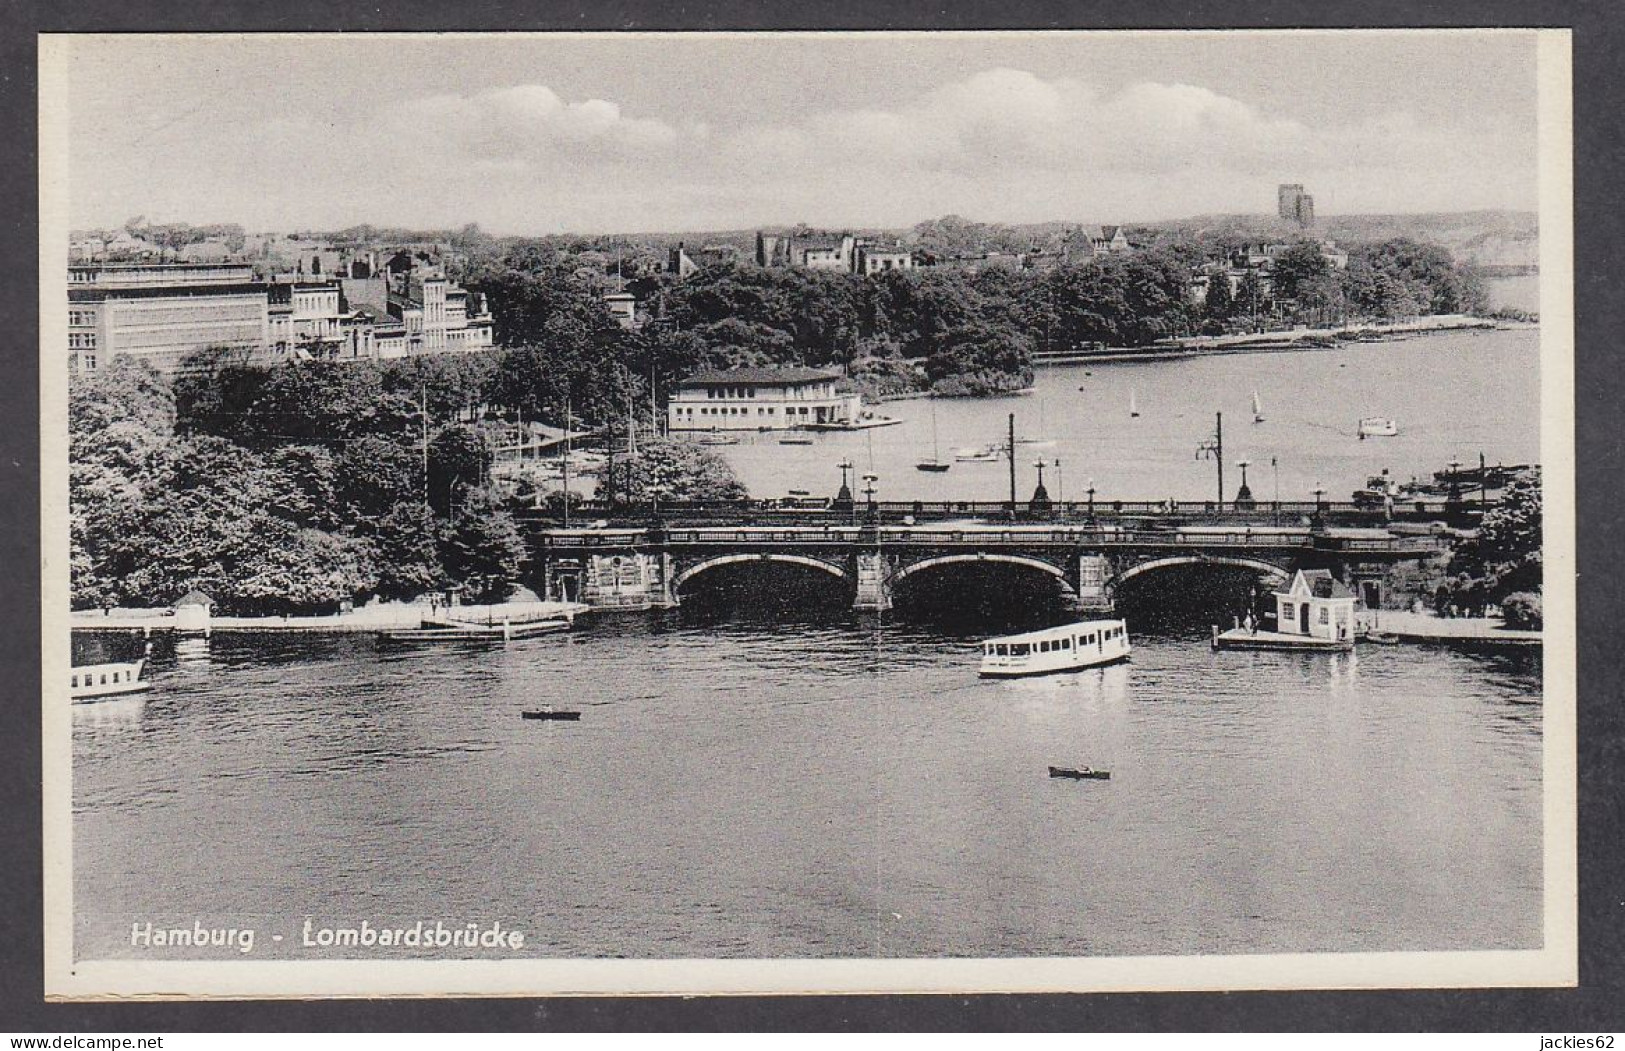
72,356,526,614
463,235,1486,400
71,343,751,612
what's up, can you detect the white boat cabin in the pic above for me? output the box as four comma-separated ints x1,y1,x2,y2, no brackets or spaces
1273,570,1356,642
980,618,1132,678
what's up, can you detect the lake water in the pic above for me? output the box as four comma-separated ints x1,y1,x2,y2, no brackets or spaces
711,325,1540,505
73,608,1542,961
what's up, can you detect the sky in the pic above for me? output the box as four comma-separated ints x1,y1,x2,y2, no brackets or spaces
49,31,1544,236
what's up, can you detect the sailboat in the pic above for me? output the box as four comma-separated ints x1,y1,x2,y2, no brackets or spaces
916,402,950,472
1252,390,1265,424
1129,390,1140,418
1016,399,1057,448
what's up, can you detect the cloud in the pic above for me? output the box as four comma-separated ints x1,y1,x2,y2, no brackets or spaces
66,68,1535,234
712,66,1518,189
386,84,681,165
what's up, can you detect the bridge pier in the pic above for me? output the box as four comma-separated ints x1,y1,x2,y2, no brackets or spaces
577,551,676,611
852,548,893,612
1074,552,1116,613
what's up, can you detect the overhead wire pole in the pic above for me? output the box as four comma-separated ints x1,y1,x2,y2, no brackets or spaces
1216,410,1225,509
1007,412,1017,518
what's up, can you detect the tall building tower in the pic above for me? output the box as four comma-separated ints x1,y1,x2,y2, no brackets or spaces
1278,183,1305,222
1278,183,1314,227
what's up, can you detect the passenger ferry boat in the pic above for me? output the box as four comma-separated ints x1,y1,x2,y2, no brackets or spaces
1358,416,1399,438
71,658,152,701
979,619,1132,678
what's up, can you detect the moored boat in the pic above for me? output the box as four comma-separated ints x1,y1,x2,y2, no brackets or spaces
979,619,1132,678
955,445,1000,463
916,403,951,471
378,617,572,646
72,658,152,701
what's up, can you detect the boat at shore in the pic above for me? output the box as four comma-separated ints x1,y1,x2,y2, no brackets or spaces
72,658,152,701
379,616,573,646
979,619,1132,678
803,414,902,431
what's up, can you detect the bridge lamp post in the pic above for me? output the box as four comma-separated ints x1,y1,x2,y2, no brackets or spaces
836,458,854,511
1031,459,1052,514
1235,459,1255,511
1052,458,1064,505
1086,479,1096,525
862,472,879,523
1311,482,1326,532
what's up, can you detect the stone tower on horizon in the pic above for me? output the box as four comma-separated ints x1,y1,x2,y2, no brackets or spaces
1278,183,1315,227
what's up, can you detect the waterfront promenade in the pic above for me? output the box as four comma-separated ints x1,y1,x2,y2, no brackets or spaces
70,599,590,634
1362,609,1543,647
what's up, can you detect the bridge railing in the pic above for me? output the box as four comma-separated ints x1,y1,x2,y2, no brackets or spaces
517,497,1472,528
532,525,1447,555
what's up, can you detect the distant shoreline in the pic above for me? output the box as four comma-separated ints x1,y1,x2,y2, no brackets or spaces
1030,315,1528,368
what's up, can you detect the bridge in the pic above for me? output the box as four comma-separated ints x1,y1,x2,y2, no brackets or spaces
518,499,1457,613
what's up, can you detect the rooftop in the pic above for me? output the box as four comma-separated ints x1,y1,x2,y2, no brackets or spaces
677,366,843,388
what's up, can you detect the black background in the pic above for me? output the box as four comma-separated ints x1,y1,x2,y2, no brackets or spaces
3,0,1620,1033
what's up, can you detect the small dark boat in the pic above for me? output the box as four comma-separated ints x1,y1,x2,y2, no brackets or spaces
915,460,951,472
1049,765,1110,780
1362,631,1402,645
523,708,581,721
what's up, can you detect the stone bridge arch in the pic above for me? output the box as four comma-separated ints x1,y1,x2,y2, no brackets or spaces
1111,554,1291,590
889,551,1073,588
672,552,853,593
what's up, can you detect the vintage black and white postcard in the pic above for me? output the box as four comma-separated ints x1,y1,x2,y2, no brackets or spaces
40,29,1575,999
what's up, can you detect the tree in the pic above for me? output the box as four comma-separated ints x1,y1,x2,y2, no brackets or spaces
1268,241,1331,305
368,502,448,601
427,425,492,516
1447,472,1542,611
440,490,527,602
620,439,748,503
1204,271,1236,322
232,525,375,614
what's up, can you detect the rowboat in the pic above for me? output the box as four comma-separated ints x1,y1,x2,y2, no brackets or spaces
1048,766,1111,781
522,708,581,721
